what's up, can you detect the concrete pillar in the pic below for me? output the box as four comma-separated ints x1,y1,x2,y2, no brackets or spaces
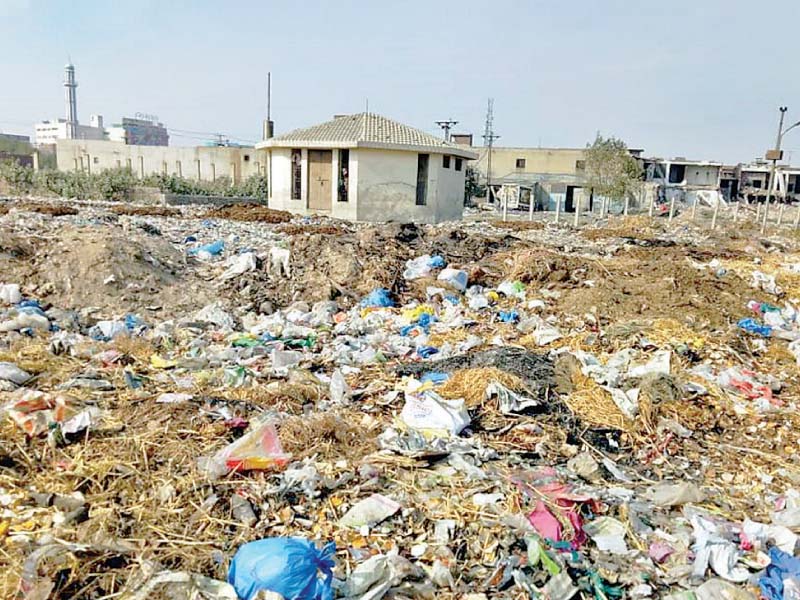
623,195,629,217
211,163,216,182
161,161,167,175
86,155,91,175
668,197,675,222
126,158,132,172
711,199,720,229
230,162,238,184
196,159,201,180
32,151,39,171
139,156,144,178
176,161,182,177
554,195,561,224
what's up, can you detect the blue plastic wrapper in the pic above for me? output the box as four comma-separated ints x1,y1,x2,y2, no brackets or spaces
759,546,800,600
498,310,520,323
189,240,225,256
417,346,439,359
360,288,394,308
737,317,772,337
228,537,335,600
420,371,449,385
429,255,446,268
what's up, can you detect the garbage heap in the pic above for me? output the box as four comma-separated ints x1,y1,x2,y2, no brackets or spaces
1,201,800,599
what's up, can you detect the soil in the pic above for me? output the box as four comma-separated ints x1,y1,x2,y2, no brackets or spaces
0,224,209,316
110,205,180,217
203,204,293,223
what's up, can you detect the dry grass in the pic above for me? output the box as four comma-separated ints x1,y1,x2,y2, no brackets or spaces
438,367,527,408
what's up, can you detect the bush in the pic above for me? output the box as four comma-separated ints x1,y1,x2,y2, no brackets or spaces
0,164,269,201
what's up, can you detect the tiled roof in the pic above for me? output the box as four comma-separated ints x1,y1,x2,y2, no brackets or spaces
263,113,476,157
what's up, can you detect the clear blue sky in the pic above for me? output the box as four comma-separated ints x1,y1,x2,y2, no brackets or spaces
1,0,799,163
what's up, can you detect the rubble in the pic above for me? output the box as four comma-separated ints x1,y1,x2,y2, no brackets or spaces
1,197,800,598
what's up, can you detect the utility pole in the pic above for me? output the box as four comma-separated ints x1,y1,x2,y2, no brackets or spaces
482,99,500,204
762,107,787,233
435,119,458,142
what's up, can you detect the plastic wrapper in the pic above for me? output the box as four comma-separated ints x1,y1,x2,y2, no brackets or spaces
200,418,291,479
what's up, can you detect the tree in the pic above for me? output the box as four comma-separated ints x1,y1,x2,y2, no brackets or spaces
583,133,642,201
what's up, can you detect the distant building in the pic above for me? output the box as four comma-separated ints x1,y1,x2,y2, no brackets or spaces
0,133,31,144
106,116,169,146
56,139,263,183
257,112,477,223
641,157,723,206
35,117,106,145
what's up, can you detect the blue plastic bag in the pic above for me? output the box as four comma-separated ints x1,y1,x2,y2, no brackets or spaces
228,537,335,600
189,240,225,256
738,317,772,337
429,255,446,268
498,310,520,323
360,288,394,308
759,546,800,600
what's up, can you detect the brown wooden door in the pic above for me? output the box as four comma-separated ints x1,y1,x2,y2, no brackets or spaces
308,150,332,210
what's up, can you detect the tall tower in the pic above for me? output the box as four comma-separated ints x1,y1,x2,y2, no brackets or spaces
64,63,78,139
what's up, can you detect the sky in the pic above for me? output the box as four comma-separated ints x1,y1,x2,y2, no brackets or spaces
1,0,799,164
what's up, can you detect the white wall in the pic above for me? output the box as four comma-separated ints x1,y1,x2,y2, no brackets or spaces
684,165,720,186
356,148,463,223
267,146,465,222
56,139,266,182
268,148,358,219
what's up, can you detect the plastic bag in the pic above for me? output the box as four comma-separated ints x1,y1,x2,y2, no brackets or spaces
400,391,470,435
437,268,468,292
201,418,291,479
738,317,772,337
189,239,224,259
403,255,445,280
228,537,335,600
360,288,394,308
220,252,257,280
0,283,21,304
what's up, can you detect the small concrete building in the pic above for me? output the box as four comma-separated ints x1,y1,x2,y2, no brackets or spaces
258,113,477,223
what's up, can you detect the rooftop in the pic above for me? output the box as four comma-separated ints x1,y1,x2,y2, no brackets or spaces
258,112,477,158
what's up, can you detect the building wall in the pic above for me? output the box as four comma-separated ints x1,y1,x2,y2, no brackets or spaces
468,147,586,178
356,148,463,223
55,139,266,182
36,121,106,145
268,146,464,223
684,165,720,186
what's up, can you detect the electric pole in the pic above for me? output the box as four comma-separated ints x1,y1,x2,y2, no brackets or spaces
482,99,500,203
435,119,458,142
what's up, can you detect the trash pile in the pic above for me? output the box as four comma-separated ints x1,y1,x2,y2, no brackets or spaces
2,199,800,599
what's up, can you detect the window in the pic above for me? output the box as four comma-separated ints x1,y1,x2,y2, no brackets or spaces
243,154,250,162
338,149,349,202
416,153,429,206
575,160,586,172
93,156,99,164
668,164,686,183
291,149,302,200
455,158,463,171
515,158,526,169
753,180,762,189
443,155,451,169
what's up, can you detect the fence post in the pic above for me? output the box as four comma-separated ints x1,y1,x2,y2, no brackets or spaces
711,199,720,229
554,196,561,224
668,197,676,223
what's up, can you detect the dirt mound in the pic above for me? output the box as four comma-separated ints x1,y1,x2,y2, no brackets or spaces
549,246,767,328
110,204,180,217
15,202,78,216
203,204,292,223
2,224,208,316
227,224,529,308
491,220,545,231
276,223,348,236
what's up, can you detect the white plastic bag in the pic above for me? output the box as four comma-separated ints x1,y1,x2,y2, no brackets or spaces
437,268,468,292
400,391,470,435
